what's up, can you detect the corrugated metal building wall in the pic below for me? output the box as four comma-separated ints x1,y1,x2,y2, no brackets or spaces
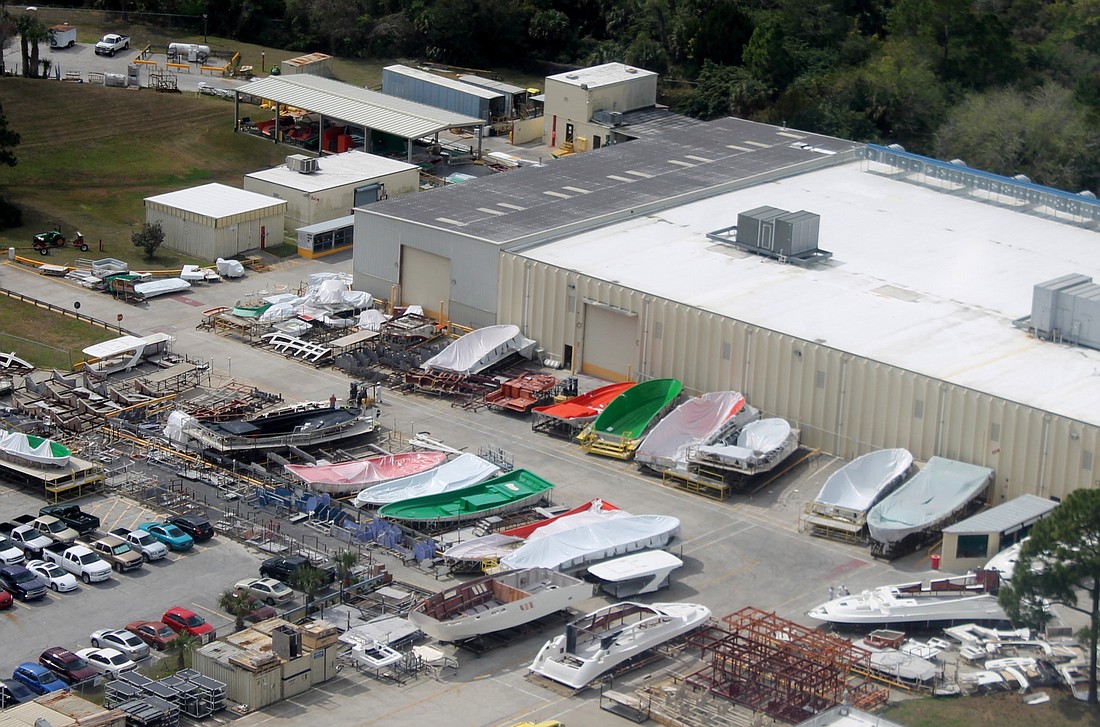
498,254,1099,503
353,209,500,325
144,201,286,260
382,66,497,122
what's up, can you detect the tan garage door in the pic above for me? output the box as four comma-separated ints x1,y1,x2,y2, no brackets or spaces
400,246,452,319
581,304,638,381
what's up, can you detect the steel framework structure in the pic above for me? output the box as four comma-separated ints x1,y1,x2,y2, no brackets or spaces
684,607,888,723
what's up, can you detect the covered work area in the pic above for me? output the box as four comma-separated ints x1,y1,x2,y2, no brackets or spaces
938,494,1059,573
234,75,487,161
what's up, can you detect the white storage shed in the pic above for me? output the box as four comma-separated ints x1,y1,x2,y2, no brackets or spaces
244,150,419,240
145,183,286,260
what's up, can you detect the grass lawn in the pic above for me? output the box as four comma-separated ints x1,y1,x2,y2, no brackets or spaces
882,691,1096,727
0,293,119,369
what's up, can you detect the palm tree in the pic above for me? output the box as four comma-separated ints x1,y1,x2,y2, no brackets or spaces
218,589,254,632
14,14,47,78
333,550,359,596
290,564,328,614
167,631,199,671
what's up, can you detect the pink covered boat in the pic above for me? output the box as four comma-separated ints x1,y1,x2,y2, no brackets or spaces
285,451,448,494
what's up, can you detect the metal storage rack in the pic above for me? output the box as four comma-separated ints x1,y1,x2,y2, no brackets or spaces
176,669,228,714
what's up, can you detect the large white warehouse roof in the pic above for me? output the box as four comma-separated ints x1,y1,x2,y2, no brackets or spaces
518,161,1100,426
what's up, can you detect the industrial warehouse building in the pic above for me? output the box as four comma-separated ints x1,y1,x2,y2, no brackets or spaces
145,183,286,260
353,115,1100,503
383,64,506,123
542,62,658,152
244,150,419,247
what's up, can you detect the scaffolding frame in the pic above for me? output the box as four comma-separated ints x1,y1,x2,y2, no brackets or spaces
684,607,888,723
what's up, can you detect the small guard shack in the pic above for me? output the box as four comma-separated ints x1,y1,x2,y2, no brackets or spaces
939,494,1058,573
144,183,287,260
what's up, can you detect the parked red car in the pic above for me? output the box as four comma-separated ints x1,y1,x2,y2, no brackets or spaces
161,607,216,643
38,647,98,686
0,589,12,610
126,621,179,651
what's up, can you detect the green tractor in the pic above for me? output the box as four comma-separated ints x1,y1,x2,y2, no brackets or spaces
32,225,88,255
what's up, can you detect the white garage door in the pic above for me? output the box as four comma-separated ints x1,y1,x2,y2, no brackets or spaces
581,304,638,381
401,246,452,319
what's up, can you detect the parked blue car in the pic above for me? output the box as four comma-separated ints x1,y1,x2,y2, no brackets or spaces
136,522,194,551
12,662,67,695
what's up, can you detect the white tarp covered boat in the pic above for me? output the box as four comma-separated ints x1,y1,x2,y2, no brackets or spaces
442,500,632,567
813,448,914,519
692,418,799,475
133,277,191,298
0,430,71,467
868,456,994,557
588,550,684,597
636,391,748,473
500,514,680,572
421,324,536,375
407,567,592,642
216,257,245,278
353,453,500,508
808,570,1008,626
984,538,1028,581
285,451,448,494
530,601,711,689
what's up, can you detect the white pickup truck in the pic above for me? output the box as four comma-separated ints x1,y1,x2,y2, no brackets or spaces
41,542,112,584
95,33,130,56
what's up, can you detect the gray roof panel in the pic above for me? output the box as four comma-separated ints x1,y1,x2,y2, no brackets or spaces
363,117,860,247
942,494,1059,535
239,75,484,140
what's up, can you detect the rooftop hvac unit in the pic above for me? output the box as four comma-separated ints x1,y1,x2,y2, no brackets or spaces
608,111,623,126
286,154,318,174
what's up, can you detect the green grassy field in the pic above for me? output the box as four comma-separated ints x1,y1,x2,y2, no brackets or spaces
882,691,1096,727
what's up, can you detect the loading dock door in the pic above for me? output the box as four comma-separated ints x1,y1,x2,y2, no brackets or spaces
581,304,638,381
400,246,452,320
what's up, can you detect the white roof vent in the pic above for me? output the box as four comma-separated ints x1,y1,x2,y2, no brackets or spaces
625,67,638,73
565,73,579,79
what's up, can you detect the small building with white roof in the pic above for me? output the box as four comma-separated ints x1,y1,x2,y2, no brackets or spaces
542,62,658,152
244,150,419,244
939,494,1059,573
383,64,506,123
144,183,287,260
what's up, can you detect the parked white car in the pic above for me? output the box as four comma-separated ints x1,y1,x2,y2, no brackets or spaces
75,647,137,678
89,629,150,661
25,559,79,593
234,577,294,605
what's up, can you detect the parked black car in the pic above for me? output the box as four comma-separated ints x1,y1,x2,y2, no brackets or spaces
166,515,215,543
0,564,47,601
0,678,34,708
259,555,336,586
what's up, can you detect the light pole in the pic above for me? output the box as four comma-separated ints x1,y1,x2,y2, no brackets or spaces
202,14,208,44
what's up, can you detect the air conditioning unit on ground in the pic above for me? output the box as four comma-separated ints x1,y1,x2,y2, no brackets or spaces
286,154,318,174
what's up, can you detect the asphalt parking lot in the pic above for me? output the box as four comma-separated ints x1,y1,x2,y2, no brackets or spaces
0,486,271,681
0,253,941,725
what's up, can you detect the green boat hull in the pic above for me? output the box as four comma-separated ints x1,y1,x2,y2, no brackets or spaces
377,469,555,524
590,378,683,441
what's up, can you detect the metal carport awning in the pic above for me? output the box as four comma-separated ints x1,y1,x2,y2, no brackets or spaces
234,75,485,160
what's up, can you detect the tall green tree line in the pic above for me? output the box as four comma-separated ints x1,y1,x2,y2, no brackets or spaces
38,1,1100,190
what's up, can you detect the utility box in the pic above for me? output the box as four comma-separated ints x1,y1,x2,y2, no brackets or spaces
737,206,787,251
774,210,821,257
271,625,302,660
737,206,821,257
1031,273,1100,350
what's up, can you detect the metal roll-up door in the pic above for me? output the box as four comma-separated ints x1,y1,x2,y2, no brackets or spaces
581,303,638,381
400,246,451,319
